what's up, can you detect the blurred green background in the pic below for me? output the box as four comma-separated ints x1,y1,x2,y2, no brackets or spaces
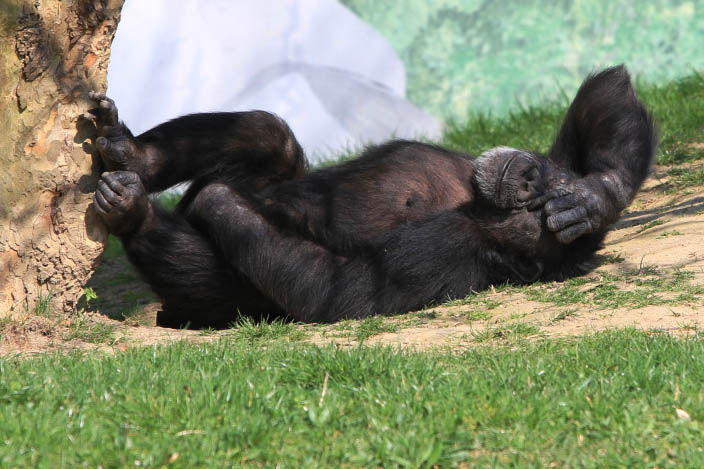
341,0,704,118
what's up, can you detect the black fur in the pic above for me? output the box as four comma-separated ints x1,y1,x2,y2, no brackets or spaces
88,66,656,328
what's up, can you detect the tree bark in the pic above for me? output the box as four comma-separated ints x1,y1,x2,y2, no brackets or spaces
0,0,124,316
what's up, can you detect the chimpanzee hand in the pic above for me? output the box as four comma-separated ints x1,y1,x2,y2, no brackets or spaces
93,171,152,236
83,92,141,174
542,179,608,244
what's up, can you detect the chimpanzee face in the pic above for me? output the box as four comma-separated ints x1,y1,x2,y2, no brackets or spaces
472,146,572,211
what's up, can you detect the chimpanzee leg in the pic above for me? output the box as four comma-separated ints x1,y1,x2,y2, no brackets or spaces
131,210,283,329
185,183,522,323
85,93,307,193
543,66,657,243
94,171,281,329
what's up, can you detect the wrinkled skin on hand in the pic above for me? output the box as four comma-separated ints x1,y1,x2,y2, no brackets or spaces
93,170,152,236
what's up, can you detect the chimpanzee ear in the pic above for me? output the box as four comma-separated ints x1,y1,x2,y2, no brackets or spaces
547,65,652,176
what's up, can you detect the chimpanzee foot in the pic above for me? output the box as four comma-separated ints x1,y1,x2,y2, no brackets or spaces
93,171,153,236
83,92,145,176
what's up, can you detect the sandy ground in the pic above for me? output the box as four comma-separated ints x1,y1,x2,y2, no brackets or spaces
2,164,703,356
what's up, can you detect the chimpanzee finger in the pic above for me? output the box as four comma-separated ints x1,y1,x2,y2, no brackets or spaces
89,92,116,107
547,206,587,232
527,189,560,211
93,196,109,217
98,100,118,125
88,92,118,123
94,189,114,212
101,172,141,198
97,179,121,202
99,174,126,198
555,221,589,244
105,170,141,186
544,193,579,216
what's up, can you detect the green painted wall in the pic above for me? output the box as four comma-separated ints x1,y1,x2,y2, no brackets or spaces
342,0,704,118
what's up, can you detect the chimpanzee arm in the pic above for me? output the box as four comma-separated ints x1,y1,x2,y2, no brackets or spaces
544,66,657,243
186,184,508,322
85,93,305,193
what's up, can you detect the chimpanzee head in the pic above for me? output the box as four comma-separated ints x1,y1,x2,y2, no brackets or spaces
472,146,573,210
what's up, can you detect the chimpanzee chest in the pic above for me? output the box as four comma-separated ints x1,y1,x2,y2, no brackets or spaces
328,163,475,242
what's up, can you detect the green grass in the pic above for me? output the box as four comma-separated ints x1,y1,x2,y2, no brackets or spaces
470,321,541,344
233,316,307,343
443,100,564,156
443,71,704,165
599,251,625,265
414,310,438,320
62,312,120,345
637,73,704,165
551,308,579,322
666,166,704,191
442,289,506,322
637,219,666,233
444,288,510,308
2,330,704,467
657,230,684,239
466,309,493,321
355,316,398,342
524,268,704,310
101,234,126,260
321,315,401,342
33,292,54,317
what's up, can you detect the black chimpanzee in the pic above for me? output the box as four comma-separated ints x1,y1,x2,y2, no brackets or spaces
88,66,656,328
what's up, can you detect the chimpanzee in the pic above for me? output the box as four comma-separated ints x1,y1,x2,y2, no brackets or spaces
88,66,656,328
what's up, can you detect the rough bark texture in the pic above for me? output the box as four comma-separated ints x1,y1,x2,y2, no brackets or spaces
0,0,124,316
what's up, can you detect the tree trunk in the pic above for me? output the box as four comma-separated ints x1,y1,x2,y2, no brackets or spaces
0,0,124,316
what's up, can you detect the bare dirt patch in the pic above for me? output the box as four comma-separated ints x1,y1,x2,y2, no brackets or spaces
3,165,704,356
0,312,222,356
